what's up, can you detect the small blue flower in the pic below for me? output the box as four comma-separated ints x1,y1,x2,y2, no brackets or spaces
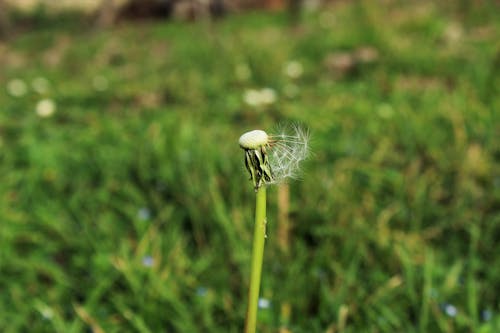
443,304,457,317
196,287,208,297
138,207,151,221
142,256,154,267
482,309,492,322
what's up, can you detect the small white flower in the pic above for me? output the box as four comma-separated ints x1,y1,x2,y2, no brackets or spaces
36,99,56,118
40,307,54,320
7,79,28,97
32,77,50,94
259,88,276,105
284,60,303,79
444,304,457,317
258,298,271,309
244,89,262,107
243,88,277,107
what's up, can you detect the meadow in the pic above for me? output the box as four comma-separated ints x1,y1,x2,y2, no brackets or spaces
0,1,499,332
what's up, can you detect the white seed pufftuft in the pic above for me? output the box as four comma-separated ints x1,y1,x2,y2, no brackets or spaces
239,124,309,188
268,124,309,183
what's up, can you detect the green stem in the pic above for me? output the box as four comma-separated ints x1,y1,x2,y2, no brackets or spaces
245,186,267,333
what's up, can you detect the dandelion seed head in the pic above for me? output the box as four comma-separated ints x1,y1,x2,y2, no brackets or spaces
239,124,309,189
239,130,269,149
268,124,310,184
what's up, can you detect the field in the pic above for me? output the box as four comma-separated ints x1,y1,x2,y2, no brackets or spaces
1,2,499,332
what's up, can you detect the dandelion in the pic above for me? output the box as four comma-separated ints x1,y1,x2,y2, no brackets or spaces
35,99,56,118
240,124,309,333
7,79,28,97
239,124,309,189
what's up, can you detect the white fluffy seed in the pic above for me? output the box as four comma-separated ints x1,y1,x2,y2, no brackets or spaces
239,130,268,149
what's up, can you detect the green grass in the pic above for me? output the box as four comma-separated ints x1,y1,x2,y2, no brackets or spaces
1,1,499,332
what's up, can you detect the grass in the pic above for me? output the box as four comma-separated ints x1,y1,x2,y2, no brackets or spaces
0,1,499,332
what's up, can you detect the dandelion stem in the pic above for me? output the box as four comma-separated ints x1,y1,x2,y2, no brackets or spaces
245,186,267,333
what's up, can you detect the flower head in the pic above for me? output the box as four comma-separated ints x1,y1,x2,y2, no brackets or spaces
243,88,277,107
7,79,28,97
239,124,309,189
36,98,56,118
283,60,303,79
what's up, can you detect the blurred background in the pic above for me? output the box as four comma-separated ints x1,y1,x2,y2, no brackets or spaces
0,0,499,332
